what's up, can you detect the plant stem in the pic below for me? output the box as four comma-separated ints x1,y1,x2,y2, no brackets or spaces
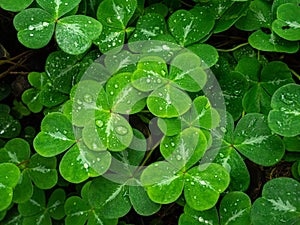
217,42,249,52
291,69,300,80
180,0,194,8
138,139,161,169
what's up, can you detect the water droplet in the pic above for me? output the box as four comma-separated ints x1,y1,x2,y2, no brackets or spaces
84,94,93,103
146,78,151,83
157,78,162,83
170,142,175,147
107,17,112,23
77,99,83,105
96,158,101,162
165,144,169,148
96,120,104,128
110,91,114,95
115,126,128,135
84,163,89,169
220,127,227,133
176,155,182,160
30,33,33,37
114,84,118,88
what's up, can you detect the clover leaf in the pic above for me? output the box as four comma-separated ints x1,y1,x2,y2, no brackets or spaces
65,182,118,225
179,205,218,225
0,112,21,139
141,162,230,211
132,52,207,118
0,0,33,12
249,30,299,53
251,177,300,225
0,163,20,211
219,191,252,225
34,112,112,183
94,0,137,53
18,187,66,225
168,8,214,46
233,113,285,166
13,0,102,55
268,83,300,137
236,57,294,114
88,131,161,217
272,3,300,41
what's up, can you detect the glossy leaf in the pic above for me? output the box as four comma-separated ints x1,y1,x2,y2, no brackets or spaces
249,30,299,53
272,3,300,41
251,178,300,225
187,44,219,69
234,113,285,166
0,113,21,138
184,163,230,211
0,0,33,12
13,8,55,49
220,192,252,225
33,112,76,157
268,83,300,137
0,138,30,164
0,163,20,211
56,15,102,55
36,0,81,19
168,9,214,46
27,154,58,189
179,205,218,225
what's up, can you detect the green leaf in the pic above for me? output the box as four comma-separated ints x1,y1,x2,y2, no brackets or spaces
141,161,184,204
27,154,58,189
0,113,21,138
187,44,219,69
218,71,249,120
284,136,300,152
144,3,169,17
88,177,131,218
249,30,299,53
47,189,66,220
13,171,33,203
96,0,137,29
59,143,111,183
22,89,43,113
70,80,107,127
129,185,161,216
179,205,218,225
268,83,300,137
128,13,166,52
56,15,102,55
0,163,20,211
234,113,285,166
36,0,81,19
0,138,30,164
131,56,168,92
272,3,300,41
160,127,207,170
13,8,55,49
235,0,273,30
185,163,230,211
106,72,147,114
220,192,251,225
251,177,300,225
213,1,250,33
147,84,192,118
0,0,33,12
169,52,207,92
33,112,76,157
168,9,214,46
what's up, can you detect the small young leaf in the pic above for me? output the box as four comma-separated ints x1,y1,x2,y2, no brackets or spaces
251,177,300,225
268,83,300,137
47,189,66,220
13,8,55,49
0,113,21,139
56,15,102,55
220,192,252,225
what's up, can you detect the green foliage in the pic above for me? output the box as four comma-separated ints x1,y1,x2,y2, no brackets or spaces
1,0,300,224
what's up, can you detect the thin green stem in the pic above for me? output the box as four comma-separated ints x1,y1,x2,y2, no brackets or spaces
291,69,300,80
180,0,194,8
138,139,161,169
217,42,249,52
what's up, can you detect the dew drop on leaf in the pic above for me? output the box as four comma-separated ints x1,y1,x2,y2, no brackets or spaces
176,155,182,160
95,120,104,128
115,126,128,135
83,94,93,103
